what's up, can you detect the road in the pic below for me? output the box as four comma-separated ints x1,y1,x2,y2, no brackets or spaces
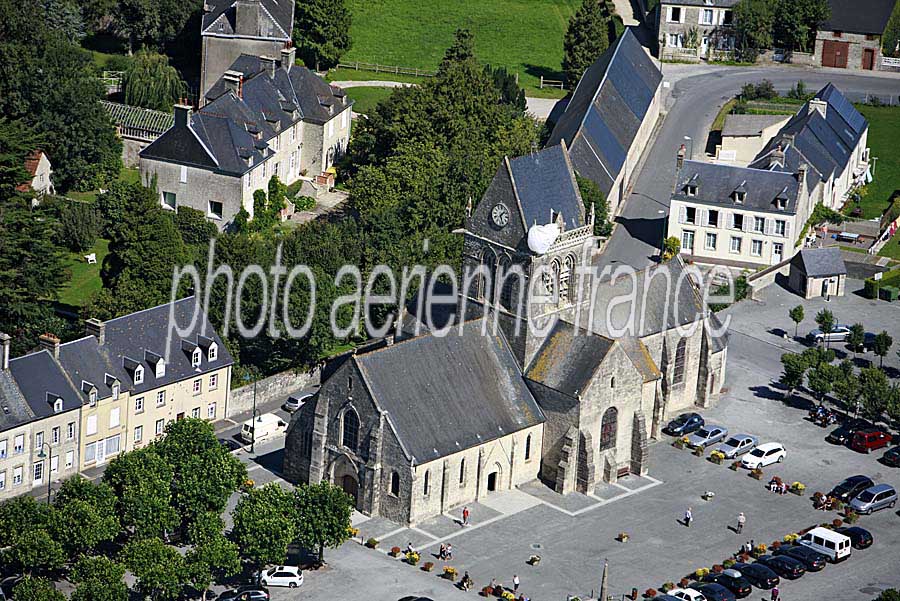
599,65,900,271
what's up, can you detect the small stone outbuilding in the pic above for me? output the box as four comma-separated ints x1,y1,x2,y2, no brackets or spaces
789,247,847,299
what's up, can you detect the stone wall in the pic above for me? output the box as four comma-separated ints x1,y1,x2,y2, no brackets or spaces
228,367,320,417
122,138,150,168
814,31,882,71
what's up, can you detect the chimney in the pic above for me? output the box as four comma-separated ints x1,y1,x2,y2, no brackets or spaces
260,55,277,78
676,144,686,170
797,162,808,200
0,332,10,370
39,333,60,360
85,318,105,345
223,70,243,98
769,143,785,168
174,103,192,128
234,0,261,36
808,98,827,119
281,46,296,72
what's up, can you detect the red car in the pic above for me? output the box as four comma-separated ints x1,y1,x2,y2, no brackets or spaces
851,429,893,453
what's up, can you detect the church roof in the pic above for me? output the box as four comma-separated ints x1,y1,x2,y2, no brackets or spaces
505,145,586,230
354,325,544,463
525,320,615,396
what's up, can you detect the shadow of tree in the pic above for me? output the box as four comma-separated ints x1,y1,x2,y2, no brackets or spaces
523,63,565,83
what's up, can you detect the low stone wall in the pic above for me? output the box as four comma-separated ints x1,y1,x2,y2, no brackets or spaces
747,259,792,300
227,368,320,418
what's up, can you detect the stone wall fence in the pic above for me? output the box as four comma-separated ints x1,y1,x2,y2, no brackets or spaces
227,367,321,418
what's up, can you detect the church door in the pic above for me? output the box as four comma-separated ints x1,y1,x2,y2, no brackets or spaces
486,471,498,492
340,474,359,504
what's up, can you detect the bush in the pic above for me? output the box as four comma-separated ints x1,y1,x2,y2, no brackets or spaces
442,566,458,580
294,195,316,211
365,538,378,548
865,278,881,299
422,561,434,572
59,201,101,252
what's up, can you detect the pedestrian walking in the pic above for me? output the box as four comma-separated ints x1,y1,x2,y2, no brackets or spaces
684,507,693,527
446,543,453,560
439,543,446,560
462,506,470,526
513,574,520,593
771,584,780,601
737,512,746,533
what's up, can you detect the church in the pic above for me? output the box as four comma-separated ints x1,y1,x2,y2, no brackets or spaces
283,142,728,525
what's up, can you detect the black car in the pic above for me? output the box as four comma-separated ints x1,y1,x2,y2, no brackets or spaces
756,555,806,579
690,582,736,601
882,445,900,467
731,563,780,589
702,571,752,598
774,544,828,571
826,419,871,445
218,587,269,601
218,437,242,452
664,412,704,436
835,526,874,549
828,475,875,503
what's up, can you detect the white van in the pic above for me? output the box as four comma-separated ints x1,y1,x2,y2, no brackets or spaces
240,413,285,444
798,527,852,562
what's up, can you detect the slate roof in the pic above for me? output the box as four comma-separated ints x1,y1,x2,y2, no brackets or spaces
722,114,788,137
101,101,173,135
8,351,82,419
674,160,801,214
819,0,896,34
354,326,544,463
201,0,293,40
0,370,34,433
547,29,662,196
525,321,616,396
618,336,663,382
791,247,847,278
660,0,738,5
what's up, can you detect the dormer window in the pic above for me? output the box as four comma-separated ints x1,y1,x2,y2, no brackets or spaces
54,398,63,413
89,390,97,405
686,184,698,196
155,360,165,378
208,343,218,362
134,365,144,385
192,348,202,367
734,191,746,204
112,383,120,400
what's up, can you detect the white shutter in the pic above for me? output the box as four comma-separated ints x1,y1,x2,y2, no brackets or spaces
784,220,792,240
742,214,750,232
86,415,97,436
765,218,773,235
700,209,708,227
679,205,687,224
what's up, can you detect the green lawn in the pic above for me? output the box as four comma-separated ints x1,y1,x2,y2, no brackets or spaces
57,238,110,307
858,105,900,219
346,86,397,115
343,0,580,95
68,167,140,203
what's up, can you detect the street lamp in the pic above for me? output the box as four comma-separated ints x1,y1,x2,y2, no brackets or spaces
36,442,52,504
683,135,693,160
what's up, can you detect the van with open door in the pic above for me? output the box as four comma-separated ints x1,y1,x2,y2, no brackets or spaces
240,413,285,444
797,527,852,562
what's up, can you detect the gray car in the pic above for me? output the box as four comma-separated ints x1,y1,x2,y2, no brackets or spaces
849,483,897,514
715,434,759,458
687,424,729,449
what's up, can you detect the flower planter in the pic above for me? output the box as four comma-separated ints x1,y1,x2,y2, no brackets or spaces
644,589,658,599
422,562,434,572
729,461,741,471
693,446,705,457
442,566,458,581
365,538,378,549
673,440,686,449
390,546,401,557
661,583,676,593
750,469,764,480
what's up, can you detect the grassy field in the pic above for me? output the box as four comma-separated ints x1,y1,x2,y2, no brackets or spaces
858,105,900,219
68,167,141,203
343,0,580,95
57,238,110,307
346,86,396,115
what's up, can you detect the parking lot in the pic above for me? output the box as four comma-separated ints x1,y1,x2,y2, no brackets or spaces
263,279,900,601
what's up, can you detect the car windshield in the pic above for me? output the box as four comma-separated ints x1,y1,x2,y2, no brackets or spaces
696,428,711,437
857,491,875,502
673,415,689,424
750,448,765,457
723,437,741,446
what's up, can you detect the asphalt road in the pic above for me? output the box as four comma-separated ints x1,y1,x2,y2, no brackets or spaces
599,66,900,272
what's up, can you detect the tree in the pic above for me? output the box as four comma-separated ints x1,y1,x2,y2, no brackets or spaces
232,484,298,567
807,362,840,403
11,577,65,601
59,201,101,252
292,0,351,70
485,65,527,113
875,590,900,601
186,534,241,600
174,206,217,249
873,330,893,368
70,556,128,601
113,0,160,53
734,0,776,59
120,538,189,601
859,366,889,419
122,51,187,112
103,446,179,539
186,511,225,546
773,0,829,52
0,495,53,548
789,305,804,338
42,0,85,43
51,476,120,556
563,0,610,87
577,174,611,237
814,308,835,347
801,345,835,368
884,1,900,58
847,323,866,357
780,352,808,396
5,529,66,575
294,481,353,563
833,365,860,415
662,236,681,261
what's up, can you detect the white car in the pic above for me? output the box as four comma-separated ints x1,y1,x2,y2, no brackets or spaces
740,442,786,469
669,588,706,601
258,566,303,588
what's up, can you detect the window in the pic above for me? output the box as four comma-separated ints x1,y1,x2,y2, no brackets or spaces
705,232,717,250
732,214,744,230
134,365,144,385
525,434,532,460
423,470,430,496
134,425,143,443
191,407,200,419
155,419,165,435
33,461,44,484
599,407,618,451
301,429,313,457
686,184,697,196
192,349,201,367
35,431,43,448
208,200,223,220
209,374,218,390
751,239,763,256
342,409,359,452
681,230,695,253
89,390,97,405
135,397,144,413
685,207,696,224
105,434,121,456
669,6,682,22
54,398,63,413
50,455,58,474
208,344,218,361
459,458,466,484
0,470,5,490
155,360,165,378
85,441,96,463
390,471,400,495
701,8,713,24
207,403,217,419
0,439,5,459
14,434,24,454
67,422,75,440
707,209,719,227
673,338,688,384
156,390,166,406
112,383,120,400
193,378,202,395
65,450,74,468
775,220,786,236
179,165,187,183
13,466,22,486
667,33,682,47
734,191,746,204
753,216,765,233
163,191,177,210
86,415,97,436
110,407,120,428
51,427,60,445
723,10,733,25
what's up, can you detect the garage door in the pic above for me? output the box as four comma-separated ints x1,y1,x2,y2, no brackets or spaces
822,40,849,68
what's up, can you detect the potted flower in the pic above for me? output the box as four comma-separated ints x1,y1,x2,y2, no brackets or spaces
709,450,725,464
443,566,458,581
832,518,843,528
481,586,494,597
739,552,750,562
679,578,690,588
693,445,705,457
390,546,402,557
771,541,782,550
729,460,741,471
845,509,859,524
723,559,736,569
750,468,764,480
783,533,799,543
751,543,767,558
790,481,806,495
661,582,676,593
405,551,421,566
422,561,434,572
674,436,689,449
365,538,379,549
644,589,658,599
501,591,516,601
618,532,630,542
695,567,710,579
833,499,844,511
712,564,724,574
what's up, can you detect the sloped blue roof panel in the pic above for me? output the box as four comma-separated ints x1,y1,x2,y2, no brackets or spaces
607,50,655,120
594,84,641,150
582,108,626,174
622,32,664,93
805,113,851,165
568,135,614,196
792,130,838,179
508,145,585,230
819,84,867,134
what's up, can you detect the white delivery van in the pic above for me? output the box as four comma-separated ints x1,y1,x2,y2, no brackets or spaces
798,527,852,562
240,413,284,444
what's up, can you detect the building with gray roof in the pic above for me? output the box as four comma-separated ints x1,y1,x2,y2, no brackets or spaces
657,0,738,62
814,0,898,71
789,247,848,299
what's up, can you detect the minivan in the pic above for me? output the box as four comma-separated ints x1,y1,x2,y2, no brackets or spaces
797,527,852,562
240,413,285,444
849,483,898,514
850,429,892,453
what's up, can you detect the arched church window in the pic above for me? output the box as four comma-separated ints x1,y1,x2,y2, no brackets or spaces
424,470,431,496
560,255,576,302
543,259,560,300
599,407,618,451
459,458,466,484
479,248,497,301
390,471,400,496
525,434,532,460
673,338,688,385
342,408,359,453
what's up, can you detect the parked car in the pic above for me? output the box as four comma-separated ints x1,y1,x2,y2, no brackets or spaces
665,413,705,436
834,526,874,550
826,419,872,445
774,545,828,571
740,442,786,469
669,588,706,601
882,445,900,467
828,475,875,504
689,583,736,601
257,566,303,588
849,483,898,514
218,437,241,453
652,596,683,601
687,425,729,449
218,587,270,601
850,429,893,453
808,324,851,343
731,563,779,589
755,555,806,579
701,569,752,598
283,392,315,413
715,434,758,459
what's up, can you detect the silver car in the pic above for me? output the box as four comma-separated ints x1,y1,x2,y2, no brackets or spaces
849,483,897,514
715,434,758,459
687,424,729,449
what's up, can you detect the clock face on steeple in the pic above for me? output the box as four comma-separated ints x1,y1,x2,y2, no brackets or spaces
491,203,510,228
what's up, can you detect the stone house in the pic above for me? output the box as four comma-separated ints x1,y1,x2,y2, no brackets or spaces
140,49,352,230
547,29,662,218
715,114,790,165
200,0,294,102
657,0,738,61
814,0,897,71
16,150,55,196
789,247,847,299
